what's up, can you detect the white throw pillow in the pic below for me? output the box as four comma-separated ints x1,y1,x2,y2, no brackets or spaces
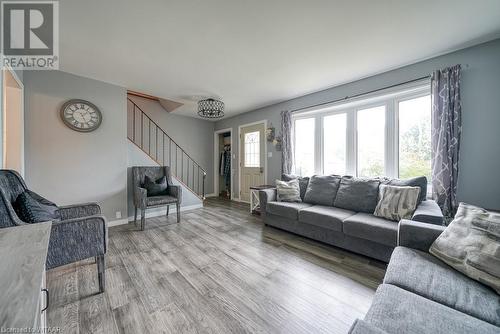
276,179,302,202
374,185,420,221
430,203,500,294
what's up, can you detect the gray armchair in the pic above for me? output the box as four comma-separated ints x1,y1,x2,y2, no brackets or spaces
0,170,107,293
132,166,182,230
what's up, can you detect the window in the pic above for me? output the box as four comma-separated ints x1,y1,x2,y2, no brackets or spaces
323,113,346,175
292,83,431,182
398,95,431,180
293,118,315,176
357,106,385,177
244,131,260,167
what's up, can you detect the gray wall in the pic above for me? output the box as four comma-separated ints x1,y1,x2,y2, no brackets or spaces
128,95,215,195
215,38,500,210
24,70,128,221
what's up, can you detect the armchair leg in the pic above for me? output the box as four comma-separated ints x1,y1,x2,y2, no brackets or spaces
133,207,138,224
141,209,146,231
97,255,105,293
166,205,170,217
176,202,180,223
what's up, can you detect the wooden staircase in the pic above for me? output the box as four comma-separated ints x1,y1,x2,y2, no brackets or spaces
127,98,206,199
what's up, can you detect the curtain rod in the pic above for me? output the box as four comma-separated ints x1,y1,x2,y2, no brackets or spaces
290,75,431,113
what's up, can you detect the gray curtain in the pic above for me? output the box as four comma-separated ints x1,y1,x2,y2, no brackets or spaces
281,110,293,174
431,64,462,218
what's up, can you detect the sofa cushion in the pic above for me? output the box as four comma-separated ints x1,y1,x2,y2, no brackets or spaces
343,213,398,247
298,205,355,232
334,176,380,213
430,203,500,294
364,284,499,334
276,179,302,202
381,176,427,205
266,201,312,220
282,174,310,201
147,195,178,206
384,247,500,327
303,175,341,206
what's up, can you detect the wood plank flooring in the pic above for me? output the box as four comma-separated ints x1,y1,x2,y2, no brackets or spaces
46,198,386,334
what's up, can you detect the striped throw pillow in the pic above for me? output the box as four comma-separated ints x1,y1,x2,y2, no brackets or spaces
276,179,302,202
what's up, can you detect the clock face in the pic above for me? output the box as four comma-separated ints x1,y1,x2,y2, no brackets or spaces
61,100,102,132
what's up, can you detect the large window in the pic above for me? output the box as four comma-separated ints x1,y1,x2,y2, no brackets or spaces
293,118,315,176
292,84,431,182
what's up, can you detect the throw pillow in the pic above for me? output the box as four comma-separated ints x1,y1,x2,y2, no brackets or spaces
303,175,341,206
14,191,60,224
282,174,310,201
430,203,500,294
143,175,168,196
276,179,302,202
333,176,380,213
381,176,428,205
374,185,420,221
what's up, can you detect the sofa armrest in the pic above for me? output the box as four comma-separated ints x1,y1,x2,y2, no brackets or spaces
398,219,446,252
412,200,444,225
349,319,389,334
259,188,276,216
133,187,147,209
47,215,107,269
168,185,182,204
58,202,101,220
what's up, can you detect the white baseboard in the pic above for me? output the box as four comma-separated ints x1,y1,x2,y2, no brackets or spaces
107,203,204,227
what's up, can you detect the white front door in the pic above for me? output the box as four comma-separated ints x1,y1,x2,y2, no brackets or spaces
240,123,265,202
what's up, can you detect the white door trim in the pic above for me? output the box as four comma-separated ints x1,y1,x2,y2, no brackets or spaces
1,66,24,177
213,128,233,200
238,120,268,203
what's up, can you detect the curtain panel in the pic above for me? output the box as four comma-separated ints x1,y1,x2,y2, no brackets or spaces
431,64,462,218
281,110,293,174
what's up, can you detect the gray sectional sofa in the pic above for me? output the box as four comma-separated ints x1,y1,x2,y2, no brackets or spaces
349,220,500,334
259,174,443,262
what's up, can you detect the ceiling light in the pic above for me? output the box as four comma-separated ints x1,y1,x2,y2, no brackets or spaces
198,98,225,119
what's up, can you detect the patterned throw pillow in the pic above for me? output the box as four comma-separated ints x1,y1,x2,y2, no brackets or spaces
374,185,420,221
430,203,500,294
276,179,302,202
143,175,168,196
14,191,60,224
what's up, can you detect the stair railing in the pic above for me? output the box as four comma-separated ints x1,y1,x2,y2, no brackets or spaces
127,98,206,199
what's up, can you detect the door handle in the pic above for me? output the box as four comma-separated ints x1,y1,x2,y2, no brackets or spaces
259,167,264,174
41,288,49,312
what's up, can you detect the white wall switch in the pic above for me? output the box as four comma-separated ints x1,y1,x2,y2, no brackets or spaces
115,211,122,219
268,152,273,158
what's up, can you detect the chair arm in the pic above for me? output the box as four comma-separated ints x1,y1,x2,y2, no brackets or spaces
57,202,101,220
259,188,276,216
398,219,446,253
168,185,182,204
133,187,147,209
412,200,444,225
46,215,107,269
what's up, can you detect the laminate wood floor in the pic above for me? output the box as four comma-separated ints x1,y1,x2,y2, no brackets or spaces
46,198,386,334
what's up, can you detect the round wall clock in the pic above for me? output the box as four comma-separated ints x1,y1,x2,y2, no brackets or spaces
60,99,102,132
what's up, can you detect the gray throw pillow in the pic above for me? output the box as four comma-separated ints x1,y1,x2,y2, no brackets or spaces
143,175,168,196
14,191,60,223
430,203,500,294
282,174,309,201
374,185,420,221
334,176,380,213
381,176,427,205
303,175,341,206
276,179,302,202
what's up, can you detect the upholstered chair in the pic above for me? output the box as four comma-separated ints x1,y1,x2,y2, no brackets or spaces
132,166,182,230
0,170,107,293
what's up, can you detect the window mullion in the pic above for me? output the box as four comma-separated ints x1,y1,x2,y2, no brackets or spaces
385,100,397,178
315,116,322,175
346,109,356,176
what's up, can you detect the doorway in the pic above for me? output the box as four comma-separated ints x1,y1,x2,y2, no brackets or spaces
239,121,267,202
2,68,24,176
214,128,232,200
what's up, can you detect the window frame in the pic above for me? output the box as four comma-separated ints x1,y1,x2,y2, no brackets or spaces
291,81,431,180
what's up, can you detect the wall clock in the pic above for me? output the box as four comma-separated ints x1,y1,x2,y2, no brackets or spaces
60,99,102,132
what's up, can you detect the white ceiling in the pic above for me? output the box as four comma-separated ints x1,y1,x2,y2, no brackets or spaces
59,0,500,119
